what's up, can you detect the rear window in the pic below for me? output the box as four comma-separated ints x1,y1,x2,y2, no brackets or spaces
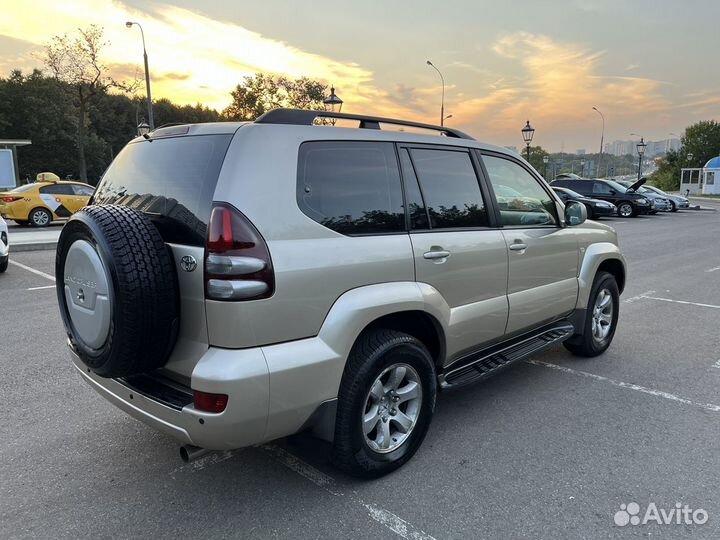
40,184,74,195
297,141,404,235
94,134,232,245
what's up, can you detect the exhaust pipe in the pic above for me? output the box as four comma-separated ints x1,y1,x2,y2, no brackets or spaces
179,444,211,463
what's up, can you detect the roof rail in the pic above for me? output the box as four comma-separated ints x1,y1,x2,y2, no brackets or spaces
254,108,475,140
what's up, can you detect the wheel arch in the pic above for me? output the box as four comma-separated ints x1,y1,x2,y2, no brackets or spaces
577,242,626,309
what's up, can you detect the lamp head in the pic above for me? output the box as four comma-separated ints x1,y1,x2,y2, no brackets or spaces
125,21,133,28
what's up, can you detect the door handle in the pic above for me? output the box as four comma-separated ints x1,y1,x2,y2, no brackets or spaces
423,250,451,260
509,242,527,251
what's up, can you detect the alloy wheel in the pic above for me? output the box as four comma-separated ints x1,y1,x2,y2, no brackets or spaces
362,363,423,453
591,288,614,343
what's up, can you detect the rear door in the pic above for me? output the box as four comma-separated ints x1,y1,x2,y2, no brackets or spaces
38,183,75,218
480,153,578,335
399,145,508,360
69,183,94,212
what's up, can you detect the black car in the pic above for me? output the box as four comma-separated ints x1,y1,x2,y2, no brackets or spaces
550,178,653,217
552,186,617,219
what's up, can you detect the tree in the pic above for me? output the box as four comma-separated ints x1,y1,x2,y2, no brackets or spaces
43,25,134,182
651,120,720,191
526,146,550,176
223,73,327,121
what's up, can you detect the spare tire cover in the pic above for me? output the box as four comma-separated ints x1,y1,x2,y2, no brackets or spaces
56,205,180,378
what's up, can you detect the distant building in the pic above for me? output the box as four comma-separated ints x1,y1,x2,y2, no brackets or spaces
576,149,586,155
605,138,680,157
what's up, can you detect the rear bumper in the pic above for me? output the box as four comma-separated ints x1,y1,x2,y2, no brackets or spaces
70,333,342,450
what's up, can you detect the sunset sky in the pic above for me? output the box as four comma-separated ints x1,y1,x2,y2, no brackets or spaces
1,0,718,151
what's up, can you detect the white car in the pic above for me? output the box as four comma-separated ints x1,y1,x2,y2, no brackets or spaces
0,215,8,272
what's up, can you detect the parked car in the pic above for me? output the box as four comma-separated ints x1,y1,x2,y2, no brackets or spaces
642,184,690,212
550,177,653,217
0,179,95,227
552,186,617,219
616,179,672,213
55,109,626,477
0,215,8,273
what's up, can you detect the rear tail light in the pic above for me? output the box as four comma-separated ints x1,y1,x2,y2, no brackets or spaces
204,203,275,301
193,390,228,413
1,196,22,203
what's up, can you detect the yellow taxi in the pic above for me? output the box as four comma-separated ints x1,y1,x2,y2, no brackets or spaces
0,173,94,227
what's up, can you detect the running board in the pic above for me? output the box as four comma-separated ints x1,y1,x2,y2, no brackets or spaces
438,321,575,389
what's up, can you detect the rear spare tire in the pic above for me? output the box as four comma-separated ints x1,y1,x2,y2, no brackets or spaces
56,205,179,378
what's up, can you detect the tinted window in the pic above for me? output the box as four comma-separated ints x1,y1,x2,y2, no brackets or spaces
94,134,233,246
40,184,74,195
71,184,94,196
483,155,557,226
297,141,404,235
593,182,613,195
409,148,488,228
399,149,429,229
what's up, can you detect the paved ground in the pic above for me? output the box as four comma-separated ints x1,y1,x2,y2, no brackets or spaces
1,204,720,540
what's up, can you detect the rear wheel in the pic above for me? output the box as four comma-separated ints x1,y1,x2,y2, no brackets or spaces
584,204,594,220
564,271,619,357
29,208,52,227
617,202,634,218
333,329,436,478
0,256,7,273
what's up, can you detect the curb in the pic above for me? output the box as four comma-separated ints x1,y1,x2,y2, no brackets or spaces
12,242,58,253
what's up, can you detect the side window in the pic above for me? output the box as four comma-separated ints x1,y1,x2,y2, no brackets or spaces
593,182,612,195
72,184,95,196
40,184,73,195
409,148,488,229
483,155,558,227
297,141,404,235
398,149,429,229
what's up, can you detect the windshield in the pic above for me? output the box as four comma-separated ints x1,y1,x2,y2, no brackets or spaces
604,179,628,193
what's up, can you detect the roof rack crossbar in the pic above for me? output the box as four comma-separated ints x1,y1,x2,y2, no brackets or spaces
254,108,474,140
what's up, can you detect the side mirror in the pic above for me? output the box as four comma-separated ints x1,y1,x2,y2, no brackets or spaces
565,201,587,226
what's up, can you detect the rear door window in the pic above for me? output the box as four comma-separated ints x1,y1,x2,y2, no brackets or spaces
593,182,613,195
297,141,404,235
40,184,74,195
72,184,95,196
408,148,488,228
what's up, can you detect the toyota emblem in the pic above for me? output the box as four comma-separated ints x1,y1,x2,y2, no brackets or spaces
180,255,197,272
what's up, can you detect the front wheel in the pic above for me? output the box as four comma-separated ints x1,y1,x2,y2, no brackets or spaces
564,271,619,357
0,256,7,273
333,329,436,478
670,201,677,212
617,202,634,218
584,204,594,220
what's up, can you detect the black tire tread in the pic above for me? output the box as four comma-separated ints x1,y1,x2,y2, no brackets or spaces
57,205,179,377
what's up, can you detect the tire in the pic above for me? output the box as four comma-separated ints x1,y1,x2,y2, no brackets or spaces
0,256,7,273
333,329,437,478
29,207,52,227
617,202,633,218
564,271,619,357
584,204,594,220
670,201,677,212
55,205,180,378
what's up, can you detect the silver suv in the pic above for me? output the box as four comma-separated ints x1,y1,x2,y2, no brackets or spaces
56,110,626,477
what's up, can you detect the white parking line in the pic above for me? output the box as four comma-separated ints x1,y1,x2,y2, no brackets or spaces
8,260,55,282
623,290,655,304
712,360,720,370
641,295,720,310
168,449,241,477
529,360,720,413
262,445,437,540
706,266,720,273
27,285,56,291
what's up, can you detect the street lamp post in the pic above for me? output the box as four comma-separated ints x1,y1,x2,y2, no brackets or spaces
126,21,154,130
521,120,535,162
426,60,445,126
543,155,549,179
636,137,647,180
323,86,343,125
592,106,605,177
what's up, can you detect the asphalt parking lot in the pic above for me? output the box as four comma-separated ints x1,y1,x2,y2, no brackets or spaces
1,204,720,540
